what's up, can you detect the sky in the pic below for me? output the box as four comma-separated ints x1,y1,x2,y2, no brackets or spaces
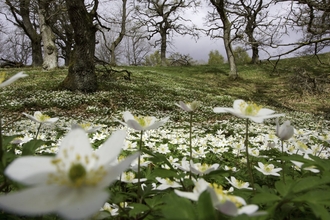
1,1,329,65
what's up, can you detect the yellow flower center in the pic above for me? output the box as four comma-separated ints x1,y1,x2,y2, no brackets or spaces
0,72,6,83
188,101,201,111
264,164,274,173
240,101,262,116
36,113,51,122
68,163,87,185
134,116,153,127
210,183,244,207
79,123,91,130
48,152,106,188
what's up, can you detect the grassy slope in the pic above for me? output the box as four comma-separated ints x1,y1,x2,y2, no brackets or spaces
0,53,329,123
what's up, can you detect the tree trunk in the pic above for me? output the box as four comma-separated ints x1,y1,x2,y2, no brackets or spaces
223,24,237,78
160,29,167,66
38,1,58,70
60,0,98,92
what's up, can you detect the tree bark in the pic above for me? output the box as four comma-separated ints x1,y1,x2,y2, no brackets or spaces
38,0,58,70
60,0,98,92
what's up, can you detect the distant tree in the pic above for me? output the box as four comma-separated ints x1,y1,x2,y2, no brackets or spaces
124,27,151,65
233,46,251,64
38,0,58,70
145,50,163,66
207,0,238,78
168,53,195,66
208,50,224,65
59,0,98,92
4,0,43,66
134,0,198,65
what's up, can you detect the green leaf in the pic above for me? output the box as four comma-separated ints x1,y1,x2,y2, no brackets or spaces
197,191,216,220
293,190,330,206
148,167,179,179
275,180,293,197
307,202,330,220
129,203,150,217
162,193,197,220
251,192,281,204
292,176,330,193
21,139,48,156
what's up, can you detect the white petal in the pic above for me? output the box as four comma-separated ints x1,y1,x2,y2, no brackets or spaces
0,72,28,88
174,190,199,201
145,117,169,130
5,156,55,185
22,113,39,123
257,108,275,116
123,111,135,121
57,188,109,220
213,107,232,113
238,204,259,215
96,130,126,165
99,153,140,188
233,99,245,112
126,120,144,130
0,185,64,216
56,128,93,169
216,200,238,216
44,118,59,124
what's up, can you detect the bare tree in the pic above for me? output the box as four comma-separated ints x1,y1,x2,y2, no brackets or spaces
38,0,58,70
59,0,99,92
4,0,43,66
269,0,330,59
124,28,151,65
206,0,238,78
230,0,274,64
134,0,199,65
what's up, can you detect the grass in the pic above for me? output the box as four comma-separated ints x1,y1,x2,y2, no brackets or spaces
0,53,329,219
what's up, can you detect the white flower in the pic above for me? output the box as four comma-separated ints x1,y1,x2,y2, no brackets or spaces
23,111,59,124
120,171,146,183
116,111,169,131
190,162,219,175
155,177,182,190
276,118,294,141
175,101,201,112
254,162,282,176
0,128,139,219
0,71,28,88
213,99,284,123
100,202,119,216
225,176,252,190
71,123,101,133
291,160,319,173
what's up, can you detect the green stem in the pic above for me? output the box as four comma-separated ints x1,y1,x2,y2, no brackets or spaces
35,123,42,140
0,114,3,167
244,119,254,190
281,140,286,184
189,113,193,180
138,130,143,201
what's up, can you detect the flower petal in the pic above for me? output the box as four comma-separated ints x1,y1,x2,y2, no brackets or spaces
96,130,126,165
238,204,259,215
145,117,169,130
174,190,199,201
123,111,135,121
0,72,28,88
125,120,144,130
5,156,55,185
45,118,59,124
216,200,238,216
56,128,93,166
99,153,140,188
0,185,64,216
257,108,275,116
57,188,109,220
22,113,40,123
213,107,232,113
232,99,245,112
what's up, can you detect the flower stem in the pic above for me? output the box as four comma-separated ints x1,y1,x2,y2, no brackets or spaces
138,130,143,200
189,112,193,180
35,123,42,140
281,140,286,184
244,119,254,190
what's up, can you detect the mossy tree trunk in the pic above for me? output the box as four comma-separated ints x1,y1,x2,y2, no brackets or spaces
60,0,98,92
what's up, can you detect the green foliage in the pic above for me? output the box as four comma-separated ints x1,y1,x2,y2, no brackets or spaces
208,50,224,65
233,46,251,64
145,51,164,66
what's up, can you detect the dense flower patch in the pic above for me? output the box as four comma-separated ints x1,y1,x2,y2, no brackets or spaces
0,71,329,219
